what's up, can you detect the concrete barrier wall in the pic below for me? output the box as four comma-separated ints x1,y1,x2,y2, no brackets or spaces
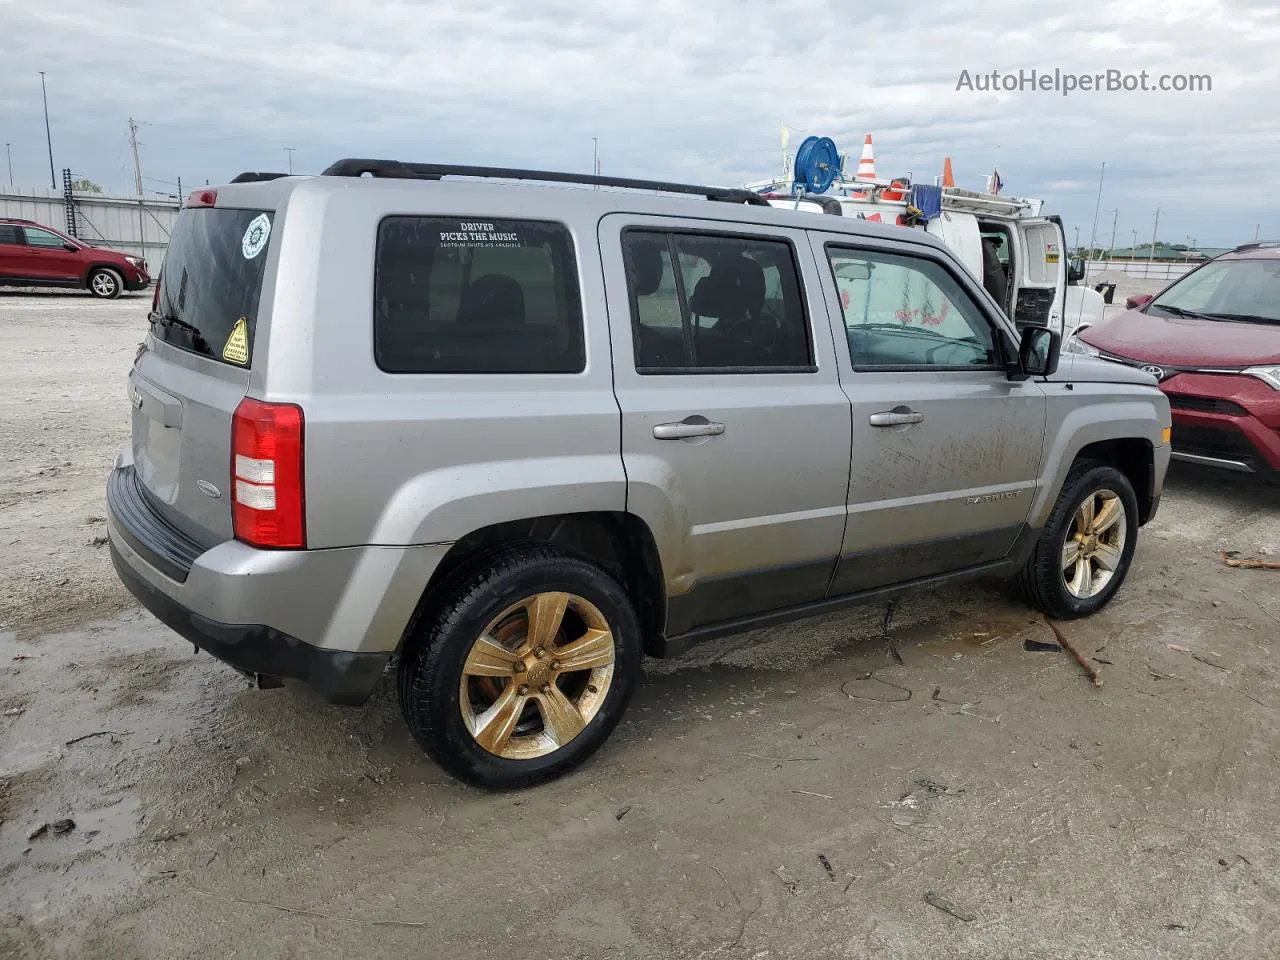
0,187,180,271
1084,259,1196,281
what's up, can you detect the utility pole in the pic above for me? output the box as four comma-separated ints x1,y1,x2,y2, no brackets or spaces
1087,161,1106,259
1073,226,1079,252
284,147,295,175
128,118,143,196
1256,224,1262,242
4,142,11,186
1107,208,1119,260
1131,229,1138,258
1150,207,1160,262
39,71,55,189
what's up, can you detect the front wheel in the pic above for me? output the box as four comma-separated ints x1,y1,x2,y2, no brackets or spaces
1016,462,1140,619
88,268,123,299
398,544,643,789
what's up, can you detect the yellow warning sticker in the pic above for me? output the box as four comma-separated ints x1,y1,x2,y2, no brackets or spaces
222,317,249,365
1045,253,1060,263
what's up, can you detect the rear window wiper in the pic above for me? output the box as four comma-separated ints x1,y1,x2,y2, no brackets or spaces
150,313,212,354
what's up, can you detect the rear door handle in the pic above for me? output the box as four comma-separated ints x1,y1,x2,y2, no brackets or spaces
869,409,925,427
653,419,725,440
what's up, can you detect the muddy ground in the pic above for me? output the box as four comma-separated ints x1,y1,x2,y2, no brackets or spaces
1,289,1277,960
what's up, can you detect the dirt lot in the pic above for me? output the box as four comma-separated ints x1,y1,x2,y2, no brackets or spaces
1,290,1278,960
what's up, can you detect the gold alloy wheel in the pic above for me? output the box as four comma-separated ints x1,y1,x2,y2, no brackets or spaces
1061,488,1127,599
459,592,616,760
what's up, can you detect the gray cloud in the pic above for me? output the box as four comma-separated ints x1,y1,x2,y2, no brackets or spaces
3,0,1278,245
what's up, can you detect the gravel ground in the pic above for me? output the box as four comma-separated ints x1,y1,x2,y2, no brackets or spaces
1,291,1277,960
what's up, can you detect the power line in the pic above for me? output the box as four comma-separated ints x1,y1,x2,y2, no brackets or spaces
39,71,55,189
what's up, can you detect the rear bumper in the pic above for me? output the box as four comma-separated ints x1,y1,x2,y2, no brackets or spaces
106,460,451,704
110,542,386,705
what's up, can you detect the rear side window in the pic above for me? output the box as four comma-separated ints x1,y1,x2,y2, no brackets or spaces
375,217,584,374
0,225,22,245
152,208,273,367
622,230,813,372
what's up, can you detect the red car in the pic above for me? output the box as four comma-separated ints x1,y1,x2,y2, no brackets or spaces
0,218,151,298
1069,243,1280,479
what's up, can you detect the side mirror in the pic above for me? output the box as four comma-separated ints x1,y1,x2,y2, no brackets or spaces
1067,257,1085,283
63,243,79,253
1125,293,1154,310
1014,326,1061,379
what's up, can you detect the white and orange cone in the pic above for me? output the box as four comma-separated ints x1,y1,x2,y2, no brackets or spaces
942,156,956,188
856,135,876,180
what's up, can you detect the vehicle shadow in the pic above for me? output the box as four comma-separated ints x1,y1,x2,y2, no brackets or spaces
1163,460,1277,510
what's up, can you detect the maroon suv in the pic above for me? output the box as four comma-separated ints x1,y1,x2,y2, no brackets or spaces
0,218,151,298
1071,244,1280,478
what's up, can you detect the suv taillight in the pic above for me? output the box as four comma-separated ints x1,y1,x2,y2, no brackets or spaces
231,398,305,549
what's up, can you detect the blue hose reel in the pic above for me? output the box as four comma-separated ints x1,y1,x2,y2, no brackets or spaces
792,136,842,194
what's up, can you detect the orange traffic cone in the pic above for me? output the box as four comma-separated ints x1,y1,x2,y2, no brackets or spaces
856,135,876,180
942,157,955,188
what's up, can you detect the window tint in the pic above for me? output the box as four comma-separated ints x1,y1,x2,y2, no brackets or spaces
375,217,584,374
0,225,23,246
623,230,812,372
23,227,68,248
827,246,999,369
152,208,273,366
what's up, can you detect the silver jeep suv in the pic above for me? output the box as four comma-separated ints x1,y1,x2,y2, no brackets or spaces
107,160,1171,788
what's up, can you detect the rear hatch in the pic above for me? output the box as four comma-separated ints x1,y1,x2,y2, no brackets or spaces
129,203,275,547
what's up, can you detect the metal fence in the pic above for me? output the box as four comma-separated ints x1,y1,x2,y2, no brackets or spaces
0,182,180,270
1083,259,1196,281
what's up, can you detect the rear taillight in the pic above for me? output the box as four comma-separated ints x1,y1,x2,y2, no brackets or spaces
150,275,161,313
231,398,305,549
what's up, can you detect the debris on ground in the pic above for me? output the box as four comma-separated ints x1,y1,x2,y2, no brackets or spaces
28,818,76,840
1044,619,1103,687
881,600,904,665
772,865,800,894
1220,551,1280,570
1024,638,1062,653
841,674,911,703
817,854,836,881
924,890,977,922
614,805,631,821
790,789,834,800
1166,644,1229,671
65,730,126,746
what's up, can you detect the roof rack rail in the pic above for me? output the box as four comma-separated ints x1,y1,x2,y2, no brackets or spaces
1233,240,1280,252
319,159,770,207
230,172,289,184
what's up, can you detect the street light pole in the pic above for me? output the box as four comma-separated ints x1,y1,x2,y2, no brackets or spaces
4,142,12,186
39,71,55,189
284,147,295,175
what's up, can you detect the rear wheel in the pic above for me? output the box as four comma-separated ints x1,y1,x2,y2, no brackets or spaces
398,544,643,789
89,268,123,299
1016,461,1139,619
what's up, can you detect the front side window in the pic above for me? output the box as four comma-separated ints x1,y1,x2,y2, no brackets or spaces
375,217,585,374
23,227,70,249
1149,258,1280,324
622,230,813,372
827,246,999,369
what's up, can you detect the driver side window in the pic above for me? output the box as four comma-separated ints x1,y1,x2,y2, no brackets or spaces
827,246,999,369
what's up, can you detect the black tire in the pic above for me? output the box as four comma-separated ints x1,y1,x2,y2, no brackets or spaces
398,543,643,789
1016,461,1140,620
88,268,123,299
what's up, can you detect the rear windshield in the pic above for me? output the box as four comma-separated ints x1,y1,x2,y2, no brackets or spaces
151,208,273,366
374,216,585,373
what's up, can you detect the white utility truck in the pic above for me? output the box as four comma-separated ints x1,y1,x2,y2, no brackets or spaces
750,136,1103,336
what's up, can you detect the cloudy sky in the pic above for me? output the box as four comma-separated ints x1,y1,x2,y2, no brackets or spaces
3,0,1279,247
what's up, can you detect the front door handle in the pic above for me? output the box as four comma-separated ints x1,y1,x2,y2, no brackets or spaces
869,409,925,427
653,418,726,440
